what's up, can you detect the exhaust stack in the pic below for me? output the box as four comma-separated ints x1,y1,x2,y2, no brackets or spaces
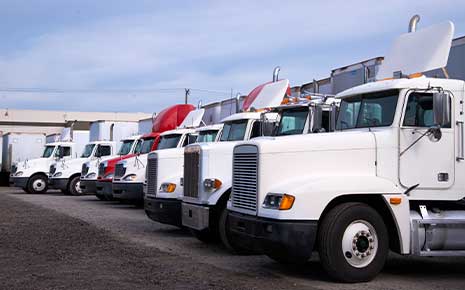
273,66,281,82
409,15,420,32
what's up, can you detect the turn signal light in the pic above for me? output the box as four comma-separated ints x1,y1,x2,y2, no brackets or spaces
204,178,222,190
161,183,176,193
279,194,295,210
390,197,402,205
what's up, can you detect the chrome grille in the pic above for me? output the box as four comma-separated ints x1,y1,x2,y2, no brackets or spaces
146,155,158,197
231,145,258,212
98,163,106,177
114,163,126,179
49,164,56,175
183,149,200,198
81,163,89,177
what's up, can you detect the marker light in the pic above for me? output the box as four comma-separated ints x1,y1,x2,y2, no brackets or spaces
160,183,176,193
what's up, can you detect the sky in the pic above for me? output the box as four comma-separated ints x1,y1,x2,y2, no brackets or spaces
0,0,465,113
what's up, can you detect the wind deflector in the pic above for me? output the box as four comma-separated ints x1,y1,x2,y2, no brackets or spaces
376,21,454,80
243,79,290,111
179,108,205,128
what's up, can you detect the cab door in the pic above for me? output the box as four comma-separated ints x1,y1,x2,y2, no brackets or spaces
399,91,455,189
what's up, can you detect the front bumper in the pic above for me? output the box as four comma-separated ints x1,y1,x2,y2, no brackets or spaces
228,211,317,259
12,177,29,188
181,202,211,231
112,182,144,202
145,197,182,227
49,178,68,190
96,180,113,199
80,179,97,194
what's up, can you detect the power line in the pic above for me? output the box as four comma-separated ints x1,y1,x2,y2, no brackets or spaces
0,87,233,95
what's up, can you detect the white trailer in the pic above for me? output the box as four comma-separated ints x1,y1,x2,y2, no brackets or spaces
2,133,46,173
138,117,154,135
89,120,138,145
227,18,465,282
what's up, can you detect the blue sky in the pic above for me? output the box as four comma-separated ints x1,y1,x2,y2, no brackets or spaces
0,0,465,113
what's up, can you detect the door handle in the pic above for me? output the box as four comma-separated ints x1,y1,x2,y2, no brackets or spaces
457,121,464,161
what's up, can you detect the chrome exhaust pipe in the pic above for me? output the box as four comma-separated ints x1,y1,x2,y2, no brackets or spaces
409,15,420,32
273,66,281,82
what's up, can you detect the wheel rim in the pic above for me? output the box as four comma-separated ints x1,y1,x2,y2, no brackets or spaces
32,179,46,191
341,219,378,268
75,180,82,194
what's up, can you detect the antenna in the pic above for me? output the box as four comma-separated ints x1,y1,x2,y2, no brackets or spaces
184,88,190,104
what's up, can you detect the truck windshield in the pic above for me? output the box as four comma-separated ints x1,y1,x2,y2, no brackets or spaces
42,146,55,158
336,90,399,130
118,140,134,155
197,130,219,143
140,138,155,154
81,144,96,158
220,120,248,141
276,108,308,136
158,134,182,149
133,139,143,154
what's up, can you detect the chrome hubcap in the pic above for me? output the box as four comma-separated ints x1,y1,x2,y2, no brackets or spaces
75,180,82,194
342,220,378,268
32,179,46,191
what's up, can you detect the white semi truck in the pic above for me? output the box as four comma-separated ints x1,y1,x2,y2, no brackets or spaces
144,123,223,226
49,141,116,195
227,19,465,282
112,109,205,203
11,129,89,194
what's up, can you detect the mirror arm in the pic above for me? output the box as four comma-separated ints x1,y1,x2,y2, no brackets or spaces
400,126,440,157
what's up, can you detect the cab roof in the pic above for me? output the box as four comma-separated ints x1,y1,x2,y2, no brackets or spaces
221,112,263,123
160,127,196,136
336,76,464,99
195,123,223,132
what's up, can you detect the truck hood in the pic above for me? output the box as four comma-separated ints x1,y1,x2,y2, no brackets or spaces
155,147,184,160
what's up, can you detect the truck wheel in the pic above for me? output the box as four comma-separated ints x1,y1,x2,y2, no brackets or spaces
318,202,388,283
27,175,48,194
218,206,254,254
68,176,83,196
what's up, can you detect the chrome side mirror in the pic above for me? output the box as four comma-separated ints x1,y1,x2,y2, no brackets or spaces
433,92,451,127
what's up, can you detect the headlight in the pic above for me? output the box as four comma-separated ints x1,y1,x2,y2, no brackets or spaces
85,172,96,179
203,178,222,190
104,173,114,179
160,183,176,193
53,172,62,178
15,171,23,177
122,174,137,181
263,193,295,210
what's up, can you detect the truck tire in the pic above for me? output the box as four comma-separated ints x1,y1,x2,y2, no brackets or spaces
68,176,83,196
218,206,254,254
318,202,388,283
27,174,48,194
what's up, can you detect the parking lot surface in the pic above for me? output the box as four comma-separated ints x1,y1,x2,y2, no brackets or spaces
1,187,465,290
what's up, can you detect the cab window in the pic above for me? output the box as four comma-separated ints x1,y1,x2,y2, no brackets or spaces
55,146,71,157
250,121,261,139
183,134,198,147
403,92,451,128
97,145,112,157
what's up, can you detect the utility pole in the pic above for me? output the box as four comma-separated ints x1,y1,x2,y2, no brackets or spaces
185,88,190,104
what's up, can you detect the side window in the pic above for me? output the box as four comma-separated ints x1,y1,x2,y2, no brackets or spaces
250,121,261,138
403,93,451,128
182,135,197,147
62,147,71,157
99,146,112,157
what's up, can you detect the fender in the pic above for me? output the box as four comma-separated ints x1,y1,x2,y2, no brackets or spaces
259,175,402,220
206,179,232,206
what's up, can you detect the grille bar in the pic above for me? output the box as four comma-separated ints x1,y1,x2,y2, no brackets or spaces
231,145,258,212
114,163,126,179
146,155,158,197
183,149,200,198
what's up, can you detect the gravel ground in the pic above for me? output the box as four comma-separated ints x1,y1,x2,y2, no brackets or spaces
2,187,465,290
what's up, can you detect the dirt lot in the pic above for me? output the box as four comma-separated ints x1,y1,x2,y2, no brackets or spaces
1,187,465,290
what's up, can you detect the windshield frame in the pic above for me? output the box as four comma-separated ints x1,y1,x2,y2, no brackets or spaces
118,140,135,155
336,89,400,131
42,145,56,158
157,134,182,150
275,107,309,136
220,120,249,142
81,144,96,158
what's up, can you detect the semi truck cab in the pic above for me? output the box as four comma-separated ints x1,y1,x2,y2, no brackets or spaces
144,123,223,227
12,142,78,194
49,141,115,195
227,20,465,282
